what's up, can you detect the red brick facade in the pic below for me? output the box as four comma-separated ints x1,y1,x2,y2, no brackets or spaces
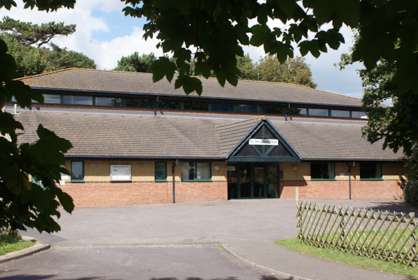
63,179,403,208
280,180,403,201
62,181,228,208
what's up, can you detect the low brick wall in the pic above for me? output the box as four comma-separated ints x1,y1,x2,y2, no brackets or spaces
281,180,403,201
62,181,228,208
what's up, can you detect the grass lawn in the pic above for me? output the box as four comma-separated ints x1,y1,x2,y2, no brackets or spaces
277,239,418,278
0,233,34,256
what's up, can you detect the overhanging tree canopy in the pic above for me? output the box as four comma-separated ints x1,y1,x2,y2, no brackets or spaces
0,0,418,233
0,16,75,47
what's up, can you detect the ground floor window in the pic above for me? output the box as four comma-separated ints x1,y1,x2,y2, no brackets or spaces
110,165,132,182
360,162,382,180
71,160,84,182
154,161,167,181
181,161,211,181
311,162,335,180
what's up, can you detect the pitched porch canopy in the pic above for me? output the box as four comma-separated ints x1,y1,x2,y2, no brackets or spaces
227,120,299,163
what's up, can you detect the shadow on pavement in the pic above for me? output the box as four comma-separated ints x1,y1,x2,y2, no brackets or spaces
0,276,114,280
0,275,295,280
366,201,418,214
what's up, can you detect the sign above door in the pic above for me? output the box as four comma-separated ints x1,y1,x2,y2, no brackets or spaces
249,138,279,146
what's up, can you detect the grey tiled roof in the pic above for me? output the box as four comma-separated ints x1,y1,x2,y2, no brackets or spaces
17,111,225,159
16,110,401,161
269,120,400,161
18,68,363,107
215,118,260,156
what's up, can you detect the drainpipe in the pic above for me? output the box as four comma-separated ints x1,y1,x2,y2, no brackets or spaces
172,160,177,204
347,161,355,200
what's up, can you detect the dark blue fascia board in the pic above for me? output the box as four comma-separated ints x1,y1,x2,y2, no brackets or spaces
64,155,226,161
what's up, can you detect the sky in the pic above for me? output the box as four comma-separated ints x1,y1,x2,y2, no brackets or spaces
0,1,364,98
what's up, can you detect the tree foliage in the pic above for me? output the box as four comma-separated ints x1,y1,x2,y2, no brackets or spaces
236,54,257,80
45,44,95,71
256,56,316,88
0,16,75,47
0,0,76,233
115,52,156,73
0,17,95,77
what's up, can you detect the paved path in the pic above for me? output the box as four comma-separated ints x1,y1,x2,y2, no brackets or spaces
0,199,415,280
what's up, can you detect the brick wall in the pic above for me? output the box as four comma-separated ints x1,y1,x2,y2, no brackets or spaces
280,179,403,201
278,161,404,201
62,159,404,206
62,181,228,208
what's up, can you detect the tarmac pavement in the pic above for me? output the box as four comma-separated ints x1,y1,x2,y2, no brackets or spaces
0,199,415,280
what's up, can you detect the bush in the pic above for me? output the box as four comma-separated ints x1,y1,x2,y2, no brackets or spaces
404,180,418,206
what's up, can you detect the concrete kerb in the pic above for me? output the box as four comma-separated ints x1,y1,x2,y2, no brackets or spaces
220,243,314,280
0,236,50,264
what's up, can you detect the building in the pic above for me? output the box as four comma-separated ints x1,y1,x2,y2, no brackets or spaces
13,68,404,207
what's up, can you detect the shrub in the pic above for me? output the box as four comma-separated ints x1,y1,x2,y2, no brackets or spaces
404,180,418,206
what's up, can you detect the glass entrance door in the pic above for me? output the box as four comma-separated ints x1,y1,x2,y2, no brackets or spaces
228,164,280,199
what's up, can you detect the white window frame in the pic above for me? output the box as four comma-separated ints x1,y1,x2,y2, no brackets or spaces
110,165,132,182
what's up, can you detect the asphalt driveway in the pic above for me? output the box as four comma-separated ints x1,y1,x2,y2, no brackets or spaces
0,199,414,280
1,199,298,280
28,199,298,247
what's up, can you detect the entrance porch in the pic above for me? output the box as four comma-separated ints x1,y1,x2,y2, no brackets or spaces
227,163,281,199
225,120,300,199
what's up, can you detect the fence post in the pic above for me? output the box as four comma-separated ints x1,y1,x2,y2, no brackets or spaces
411,213,417,267
296,201,303,239
339,208,346,249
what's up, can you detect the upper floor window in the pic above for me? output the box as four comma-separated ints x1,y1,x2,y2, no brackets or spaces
351,111,367,119
43,94,61,104
311,162,335,180
360,162,382,180
62,95,93,105
234,104,257,113
309,108,330,117
183,101,209,111
298,108,308,116
210,102,234,113
181,161,211,181
155,161,167,181
95,96,122,106
331,109,350,118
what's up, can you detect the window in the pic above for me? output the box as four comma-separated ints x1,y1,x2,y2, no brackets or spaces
181,161,211,181
95,97,122,106
155,161,167,181
62,95,93,105
297,108,308,116
71,160,84,182
351,111,367,119
43,94,61,104
209,102,234,112
110,165,132,181
234,104,257,113
308,108,330,117
157,99,183,110
183,101,209,111
311,162,335,180
331,109,350,118
360,162,382,180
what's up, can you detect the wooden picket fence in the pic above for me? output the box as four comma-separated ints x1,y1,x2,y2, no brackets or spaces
296,201,418,267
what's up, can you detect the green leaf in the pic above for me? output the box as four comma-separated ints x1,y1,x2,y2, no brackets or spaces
56,189,74,213
151,57,176,82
